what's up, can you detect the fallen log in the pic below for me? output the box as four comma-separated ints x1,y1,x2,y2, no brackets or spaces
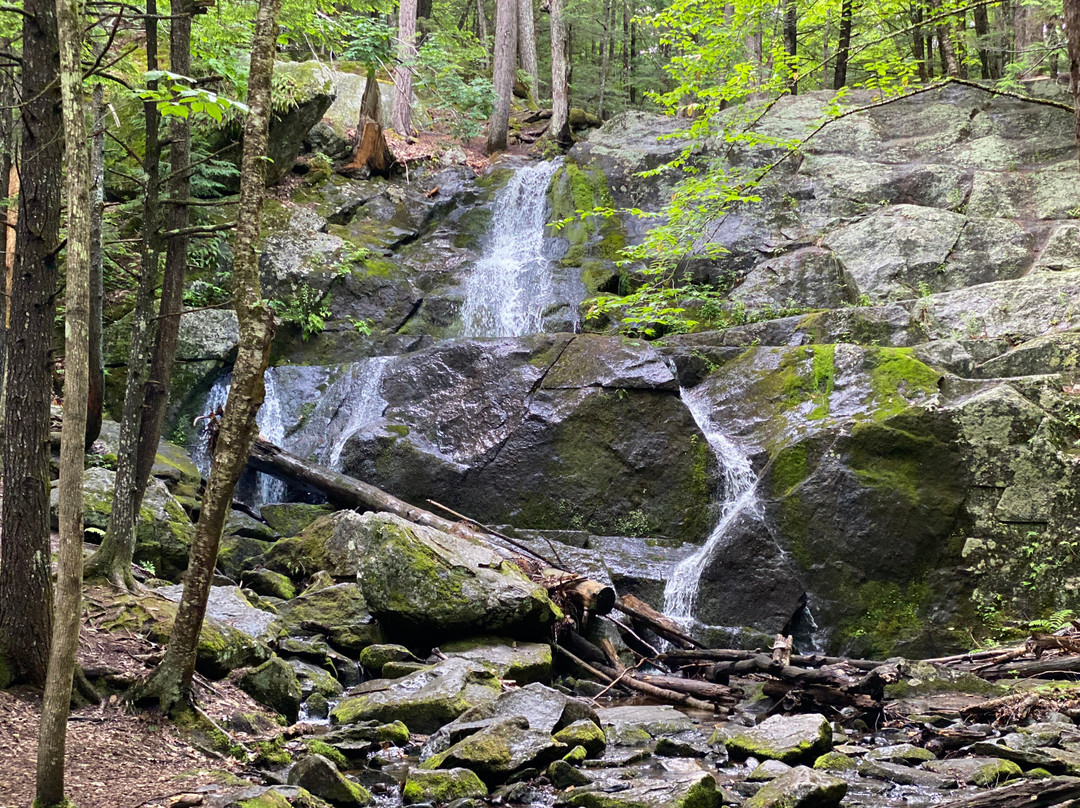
249,436,617,614
940,776,1080,808
615,594,703,650
975,654,1080,679
660,648,886,672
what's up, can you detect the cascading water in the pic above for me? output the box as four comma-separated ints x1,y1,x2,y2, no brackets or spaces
663,385,764,628
460,160,564,338
324,356,391,470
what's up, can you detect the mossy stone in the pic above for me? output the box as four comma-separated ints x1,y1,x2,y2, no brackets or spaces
359,644,417,675
377,720,410,745
402,768,488,805
237,655,302,723
724,714,832,765
813,751,856,771
971,758,1023,787
241,569,297,600
261,503,337,537
383,660,433,678
272,582,383,655
287,754,373,805
553,719,606,758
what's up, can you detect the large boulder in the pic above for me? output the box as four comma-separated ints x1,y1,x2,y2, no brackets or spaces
237,655,303,723
420,717,567,785
559,771,721,808
403,768,488,804
330,658,502,733
356,512,561,639
272,582,383,655
745,766,846,808
723,714,833,764
440,637,552,684
287,754,372,805
263,511,373,579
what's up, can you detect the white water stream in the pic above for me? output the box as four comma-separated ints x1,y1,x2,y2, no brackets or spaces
662,385,764,626
460,160,563,338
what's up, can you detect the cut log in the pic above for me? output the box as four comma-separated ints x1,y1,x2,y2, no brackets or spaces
940,776,1080,808
615,594,703,650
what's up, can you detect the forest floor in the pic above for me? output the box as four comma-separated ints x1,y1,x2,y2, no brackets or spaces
0,586,270,808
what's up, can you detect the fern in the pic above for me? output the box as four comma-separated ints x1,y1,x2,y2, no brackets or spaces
1030,609,1077,634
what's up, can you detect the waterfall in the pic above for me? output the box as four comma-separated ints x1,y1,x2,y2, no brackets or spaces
662,385,764,626
325,356,391,470
460,160,563,338
192,374,231,479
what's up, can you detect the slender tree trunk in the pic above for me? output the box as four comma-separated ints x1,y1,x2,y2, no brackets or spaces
629,18,637,103
548,0,570,142
86,83,105,449
0,37,13,429
486,0,517,153
999,0,1013,75
477,0,490,66
784,0,798,94
596,0,613,118
393,0,418,136
930,0,960,77
135,0,280,712
0,0,62,689
86,2,163,588
1015,0,1036,71
973,5,992,79
913,7,929,83
833,0,853,89
517,0,539,98
36,0,91,799
622,0,629,106
1065,0,1080,173
134,0,193,507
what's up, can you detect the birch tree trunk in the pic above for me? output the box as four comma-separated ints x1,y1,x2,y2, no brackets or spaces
133,0,280,712
516,0,539,98
486,0,517,153
0,0,62,688
549,0,570,143
36,0,91,797
393,0,418,136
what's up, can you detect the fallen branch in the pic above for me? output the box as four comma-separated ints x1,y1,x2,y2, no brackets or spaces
615,594,703,650
940,776,1080,808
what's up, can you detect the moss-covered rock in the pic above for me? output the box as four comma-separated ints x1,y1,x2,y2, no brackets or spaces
724,714,832,765
288,659,344,699
553,719,606,758
403,768,489,804
812,751,856,772
358,644,418,676
745,766,846,808
440,637,552,684
261,503,338,537
356,512,561,639
272,582,382,655
558,772,721,808
287,754,373,805
241,569,297,600
218,535,275,580
236,655,302,723
420,717,567,785
331,658,501,733
263,511,375,580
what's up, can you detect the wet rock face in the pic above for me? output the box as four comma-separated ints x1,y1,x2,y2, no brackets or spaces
338,334,716,543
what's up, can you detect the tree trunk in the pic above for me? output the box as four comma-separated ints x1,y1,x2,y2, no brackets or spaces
548,0,570,143
913,7,929,83
0,0,62,688
477,0,490,66
0,36,13,430
134,0,280,712
134,0,194,510
86,2,163,589
784,0,798,94
1014,0,1036,71
36,0,91,798
596,0,613,117
1066,0,1080,175
833,0,853,89
86,82,105,449
517,0,539,99
486,0,517,153
346,66,396,177
393,0,418,136
973,5,993,79
931,0,960,78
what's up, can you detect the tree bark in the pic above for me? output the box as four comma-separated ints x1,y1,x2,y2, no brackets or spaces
0,36,13,428
86,2,163,589
134,0,280,711
0,0,62,688
548,0,570,144
36,0,91,798
833,0,853,89
477,0,490,66
596,0,613,117
516,0,539,99
486,0,517,153
345,66,396,178
784,0,798,94
86,82,105,449
393,0,418,136
973,5,993,79
913,7,929,83
1067,0,1080,171
134,0,193,511
930,0,961,77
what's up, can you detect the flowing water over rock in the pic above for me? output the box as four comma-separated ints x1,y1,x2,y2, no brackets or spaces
460,160,565,338
663,386,764,629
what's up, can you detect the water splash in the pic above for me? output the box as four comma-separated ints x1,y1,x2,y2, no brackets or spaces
663,385,763,625
461,160,563,338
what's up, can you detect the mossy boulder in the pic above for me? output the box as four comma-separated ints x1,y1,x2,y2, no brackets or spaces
420,717,567,785
260,503,337,537
724,714,832,765
558,772,721,808
287,660,343,699
59,467,196,581
358,644,418,676
403,768,489,804
331,658,501,733
287,754,373,805
812,752,856,772
98,590,270,678
356,512,561,639
440,637,552,684
218,535,275,580
237,655,303,723
745,766,846,808
241,569,297,600
263,511,376,580
925,757,1022,786
554,719,606,758
272,582,383,655
596,705,694,747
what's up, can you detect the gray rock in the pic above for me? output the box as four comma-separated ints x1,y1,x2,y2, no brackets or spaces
421,717,567,785
924,756,1023,786
272,582,383,655
287,658,344,699
559,770,721,808
865,743,936,764
237,655,302,723
745,766,846,808
731,247,859,310
724,714,832,764
857,758,958,789
440,637,552,684
157,585,277,641
176,309,240,361
748,759,793,781
596,705,695,746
